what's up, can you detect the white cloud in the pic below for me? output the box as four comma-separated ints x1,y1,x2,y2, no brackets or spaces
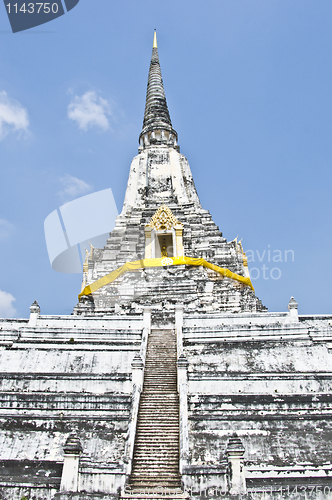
0,290,16,318
0,91,29,141
58,174,93,202
0,219,14,240
67,91,112,131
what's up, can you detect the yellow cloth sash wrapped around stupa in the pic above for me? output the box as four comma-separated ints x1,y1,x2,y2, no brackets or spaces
78,256,254,300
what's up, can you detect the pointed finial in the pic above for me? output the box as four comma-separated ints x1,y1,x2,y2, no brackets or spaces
139,31,178,151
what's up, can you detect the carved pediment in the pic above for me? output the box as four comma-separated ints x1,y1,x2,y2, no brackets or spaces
146,204,183,231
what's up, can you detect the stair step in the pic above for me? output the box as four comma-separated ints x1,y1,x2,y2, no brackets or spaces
139,405,178,407
145,368,176,371
143,384,177,387
144,376,177,379
144,374,176,376
133,458,179,460
136,420,179,423
131,472,181,477
139,401,179,405
134,436,179,441
144,369,177,371
135,454,179,462
132,465,179,468
135,424,179,429
139,403,178,406
144,378,177,381
134,444,179,447
136,417,179,421
136,413,178,417
133,457,179,462
135,444,178,448
133,460,179,463
131,472,180,477
135,424,179,428
133,454,178,457
129,480,183,488
137,409,179,414
139,400,178,403
143,388,177,391
139,401,178,403
143,383,177,386
144,382,176,392
135,432,179,436
135,428,179,431
134,435,180,440
135,437,179,440
132,455,178,458
135,440,179,444
134,441,179,445
129,479,182,483
145,361,177,364
134,447,178,451
133,461,179,465
137,409,179,413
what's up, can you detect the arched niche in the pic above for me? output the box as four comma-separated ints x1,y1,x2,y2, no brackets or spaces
145,205,184,259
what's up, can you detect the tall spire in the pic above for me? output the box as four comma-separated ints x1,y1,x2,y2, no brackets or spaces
139,31,178,151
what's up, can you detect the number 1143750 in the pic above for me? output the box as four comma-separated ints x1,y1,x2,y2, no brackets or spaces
6,3,59,14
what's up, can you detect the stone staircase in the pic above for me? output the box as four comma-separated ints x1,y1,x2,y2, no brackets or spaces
126,328,183,495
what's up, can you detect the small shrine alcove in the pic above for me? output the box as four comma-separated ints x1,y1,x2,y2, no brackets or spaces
144,205,184,259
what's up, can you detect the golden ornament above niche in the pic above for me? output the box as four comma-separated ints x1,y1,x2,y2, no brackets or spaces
146,204,183,231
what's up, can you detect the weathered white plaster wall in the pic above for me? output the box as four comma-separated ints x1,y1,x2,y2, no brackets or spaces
182,312,332,496
0,314,144,497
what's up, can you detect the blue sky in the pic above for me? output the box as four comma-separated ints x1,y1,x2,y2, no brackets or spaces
0,0,331,317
